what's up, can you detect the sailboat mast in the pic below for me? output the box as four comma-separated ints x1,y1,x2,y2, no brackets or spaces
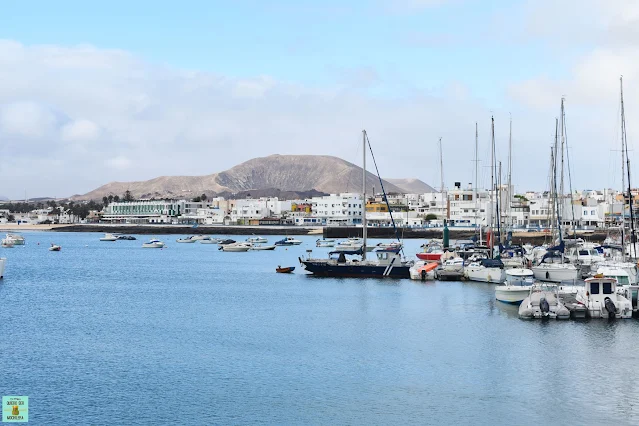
560,98,566,222
474,122,479,234
508,115,512,231
439,137,444,218
362,129,367,260
490,116,495,256
621,76,636,258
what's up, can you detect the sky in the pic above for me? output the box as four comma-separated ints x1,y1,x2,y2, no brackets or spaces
1,0,638,199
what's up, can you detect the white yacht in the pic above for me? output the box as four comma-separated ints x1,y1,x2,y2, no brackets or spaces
191,235,209,241
1,238,14,248
199,237,221,244
464,259,506,284
495,268,534,304
441,256,465,273
576,277,632,319
249,243,276,251
142,239,165,248
176,236,197,243
282,237,302,245
518,283,571,320
99,233,118,241
333,238,363,251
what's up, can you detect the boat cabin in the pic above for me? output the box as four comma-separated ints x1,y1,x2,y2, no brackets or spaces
584,277,617,302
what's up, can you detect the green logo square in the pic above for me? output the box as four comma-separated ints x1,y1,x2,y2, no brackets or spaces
2,396,28,423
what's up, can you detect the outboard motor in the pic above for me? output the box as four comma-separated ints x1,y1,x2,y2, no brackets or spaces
540,297,550,317
421,270,427,281
604,297,617,319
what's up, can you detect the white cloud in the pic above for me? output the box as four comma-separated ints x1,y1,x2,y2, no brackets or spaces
61,119,100,143
0,32,636,199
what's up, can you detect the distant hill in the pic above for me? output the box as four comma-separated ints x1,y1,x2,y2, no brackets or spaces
384,178,435,194
75,155,425,200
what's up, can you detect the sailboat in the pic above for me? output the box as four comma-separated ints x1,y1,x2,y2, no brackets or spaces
531,102,578,283
592,77,639,286
299,130,412,278
465,117,506,284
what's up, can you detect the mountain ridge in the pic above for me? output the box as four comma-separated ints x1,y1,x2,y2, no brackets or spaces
74,155,431,200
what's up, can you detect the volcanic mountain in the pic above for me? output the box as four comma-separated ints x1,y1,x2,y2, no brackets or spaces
76,154,430,200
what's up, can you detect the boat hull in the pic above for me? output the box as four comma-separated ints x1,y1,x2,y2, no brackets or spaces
464,267,505,284
416,253,443,261
532,265,578,282
176,239,196,243
250,245,276,251
300,260,410,278
0,258,6,278
495,286,531,304
142,243,165,248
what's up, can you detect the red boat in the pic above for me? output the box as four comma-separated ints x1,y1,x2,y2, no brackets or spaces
416,252,443,261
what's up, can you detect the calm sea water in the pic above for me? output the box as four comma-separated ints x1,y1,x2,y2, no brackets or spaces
1,231,639,425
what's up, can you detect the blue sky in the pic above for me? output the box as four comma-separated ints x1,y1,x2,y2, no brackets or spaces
0,0,636,198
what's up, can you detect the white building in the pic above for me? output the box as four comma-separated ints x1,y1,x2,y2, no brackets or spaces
103,200,185,223
311,193,364,226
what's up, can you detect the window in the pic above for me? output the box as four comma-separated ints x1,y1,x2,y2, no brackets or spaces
602,282,613,294
590,283,599,294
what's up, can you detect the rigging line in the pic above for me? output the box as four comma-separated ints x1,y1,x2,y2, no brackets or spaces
364,133,403,251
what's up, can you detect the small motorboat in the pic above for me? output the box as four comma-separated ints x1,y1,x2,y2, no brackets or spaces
5,233,25,245
217,239,236,246
276,266,295,273
250,244,276,251
1,238,14,248
142,239,165,248
49,244,62,251
219,243,251,252
199,238,221,244
116,235,137,240
247,236,268,244
275,237,302,246
316,239,335,247
176,236,197,243
99,233,118,241
409,261,438,280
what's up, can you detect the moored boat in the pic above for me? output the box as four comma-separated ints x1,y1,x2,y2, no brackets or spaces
276,266,295,273
518,283,571,320
142,239,165,248
176,236,197,243
575,276,632,319
495,268,534,304
49,244,62,251
464,259,506,284
5,233,25,245
1,239,14,248
409,261,438,280
246,236,268,244
250,244,276,251
99,233,118,241
219,243,251,252
0,257,5,277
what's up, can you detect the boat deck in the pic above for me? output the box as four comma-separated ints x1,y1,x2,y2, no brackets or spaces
559,293,588,319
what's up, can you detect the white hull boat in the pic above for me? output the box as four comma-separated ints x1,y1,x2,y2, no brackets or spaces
531,263,578,282
0,258,6,278
409,261,438,280
220,243,251,252
49,244,62,251
191,235,209,241
464,259,506,283
518,284,571,319
247,236,268,244
176,237,197,243
142,239,165,248
199,239,220,244
1,239,14,248
316,239,335,247
99,233,118,241
576,277,632,319
495,268,534,304
250,244,276,251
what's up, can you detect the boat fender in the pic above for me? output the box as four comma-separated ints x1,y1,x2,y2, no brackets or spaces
421,270,427,281
546,271,550,280
540,297,550,315
604,297,617,319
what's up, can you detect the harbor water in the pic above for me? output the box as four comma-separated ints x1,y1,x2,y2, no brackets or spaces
1,232,639,425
